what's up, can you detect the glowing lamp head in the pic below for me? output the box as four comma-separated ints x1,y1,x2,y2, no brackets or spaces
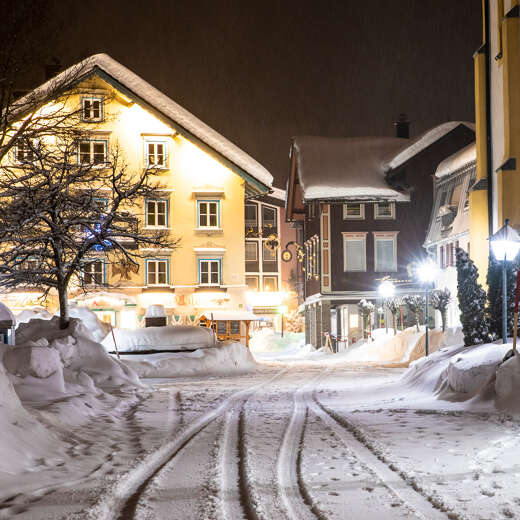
378,280,395,299
417,259,437,284
278,305,288,314
490,219,520,262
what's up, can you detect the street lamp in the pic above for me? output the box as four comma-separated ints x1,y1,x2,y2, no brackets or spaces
417,259,437,356
489,219,520,344
378,280,395,334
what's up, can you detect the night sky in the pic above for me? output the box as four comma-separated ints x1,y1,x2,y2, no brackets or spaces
13,0,481,187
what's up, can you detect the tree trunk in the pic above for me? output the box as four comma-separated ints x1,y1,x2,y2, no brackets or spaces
415,313,420,333
393,312,397,335
58,284,69,329
441,309,447,332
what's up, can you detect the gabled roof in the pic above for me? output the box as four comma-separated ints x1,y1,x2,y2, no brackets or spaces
435,142,476,178
291,136,409,201
383,121,475,171
20,54,273,196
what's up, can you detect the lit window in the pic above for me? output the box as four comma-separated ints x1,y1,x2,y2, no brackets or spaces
15,139,35,163
217,321,227,334
262,206,277,230
146,199,168,227
245,203,258,229
343,203,365,219
374,233,398,272
374,201,395,219
263,276,278,291
230,321,240,334
199,259,220,285
245,242,258,261
197,200,219,228
83,259,104,285
82,97,103,121
246,275,259,290
343,233,367,272
146,141,167,168
79,140,107,165
146,259,169,286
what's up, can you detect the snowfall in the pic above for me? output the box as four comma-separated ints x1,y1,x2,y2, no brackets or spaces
1,309,520,520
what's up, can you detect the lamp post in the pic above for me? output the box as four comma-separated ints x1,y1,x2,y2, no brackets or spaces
417,259,437,357
489,219,520,344
378,280,395,334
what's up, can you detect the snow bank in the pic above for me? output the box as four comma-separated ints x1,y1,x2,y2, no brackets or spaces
16,307,53,324
67,304,111,342
495,354,520,411
8,316,141,400
103,325,216,352
119,341,257,378
249,328,304,353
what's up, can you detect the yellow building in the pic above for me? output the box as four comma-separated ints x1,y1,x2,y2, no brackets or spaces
3,54,273,332
471,0,520,281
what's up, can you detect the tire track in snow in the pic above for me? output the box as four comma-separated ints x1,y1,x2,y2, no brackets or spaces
277,368,329,520
83,368,287,520
309,391,459,520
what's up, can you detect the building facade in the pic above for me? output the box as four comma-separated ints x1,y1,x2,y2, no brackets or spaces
286,123,475,348
2,54,273,334
424,143,476,328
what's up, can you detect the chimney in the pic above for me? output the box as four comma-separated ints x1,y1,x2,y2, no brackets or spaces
44,57,61,80
394,113,410,139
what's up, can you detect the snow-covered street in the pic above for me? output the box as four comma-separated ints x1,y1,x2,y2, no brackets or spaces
3,359,520,520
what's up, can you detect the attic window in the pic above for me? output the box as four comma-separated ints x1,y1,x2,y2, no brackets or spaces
343,203,365,219
374,201,395,219
82,97,103,122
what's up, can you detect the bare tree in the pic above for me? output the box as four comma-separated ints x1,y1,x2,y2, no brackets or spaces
403,295,425,333
384,297,401,335
0,139,179,328
431,288,451,332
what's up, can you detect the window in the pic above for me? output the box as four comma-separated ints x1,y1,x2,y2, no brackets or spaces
440,245,445,269
245,241,258,261
343,203,365,219
246,275,259,290
146,199,168,227
262,242,277,262
217,321,227,334
146,259,169,286
262,205,277,230
197,200,219,228
374,233,398,272
81,97,103,121
263,276,278,291
79,140,107,165
245,203,258,229
199,259,220,285
343,233,367,272
374,201,395,219
146,141,167,168
15,139,35,163
230,321,240,334
83,259,104,285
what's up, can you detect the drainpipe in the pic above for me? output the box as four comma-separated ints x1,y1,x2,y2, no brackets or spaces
484,0,494,235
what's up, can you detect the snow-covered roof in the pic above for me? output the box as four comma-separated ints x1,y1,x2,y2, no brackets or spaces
435,143,476,178
270,187,286,200
21,54,273,193
200,310,258,321
0,302,15,325
292,136,409,201
384,122,475,171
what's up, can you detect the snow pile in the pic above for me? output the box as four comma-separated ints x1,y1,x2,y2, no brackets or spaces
495,354,520,411
249,328,305,353
103,325,216,352
7,316,141,400
67,304,111,342
16,307,53,324
119,341,257,379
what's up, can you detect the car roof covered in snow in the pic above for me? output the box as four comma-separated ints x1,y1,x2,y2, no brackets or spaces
0,302,15,326
19,54,273,196
291,136,410,201
434,142,476,178
383,121,475,171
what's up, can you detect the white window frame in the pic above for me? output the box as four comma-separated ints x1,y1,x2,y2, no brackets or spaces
246,275,259,291
245,203,258,229
262,241,277,262
146,199,168,228
245,241,258,261
343,202,365,220
145,140,168,168
373,232,398,273
261,205,277,230
146,258,169,286
342,232,367,272
374,201,396,219
262,275,278,292
197,200,220,229
199,259,221,286
79,139,107,166
81,97,103,122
